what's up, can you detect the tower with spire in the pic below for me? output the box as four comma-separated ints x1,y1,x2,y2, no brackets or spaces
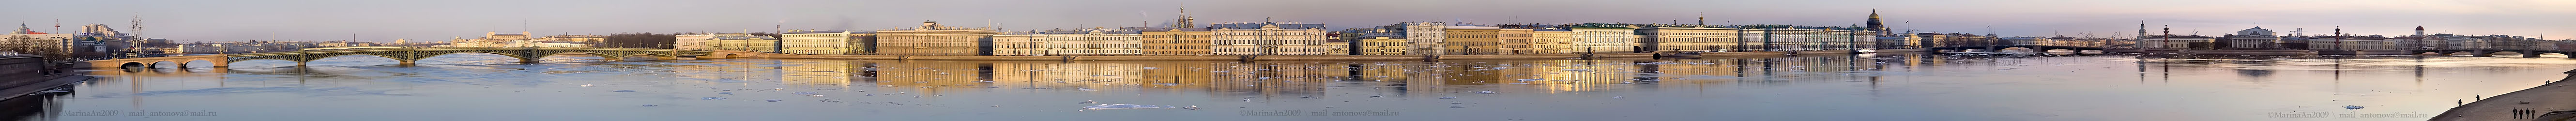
2137,21,2148,39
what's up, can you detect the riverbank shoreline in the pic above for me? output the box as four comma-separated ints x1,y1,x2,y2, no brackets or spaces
2428,69,2576,121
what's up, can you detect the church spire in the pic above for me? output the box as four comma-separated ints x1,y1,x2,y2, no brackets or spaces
1173,7,1196,28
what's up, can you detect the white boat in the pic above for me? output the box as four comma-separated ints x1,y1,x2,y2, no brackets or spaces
1854,49,1878,53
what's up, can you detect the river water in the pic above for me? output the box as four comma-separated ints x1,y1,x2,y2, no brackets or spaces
7,52,2570,121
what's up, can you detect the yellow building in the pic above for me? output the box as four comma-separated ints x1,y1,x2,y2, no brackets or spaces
1140,28,1214,55
702,35,780,53
1497,29,1536,54
1444,26,1503,55
781,30,874,55
875,21,997,55
1531,29,1574,54
1324,41,1350,55
1354,36,1407,55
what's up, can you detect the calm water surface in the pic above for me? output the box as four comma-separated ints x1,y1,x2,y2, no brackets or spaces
10,52,2574,121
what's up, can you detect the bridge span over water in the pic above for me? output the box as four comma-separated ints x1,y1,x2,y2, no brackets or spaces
85,47,753,68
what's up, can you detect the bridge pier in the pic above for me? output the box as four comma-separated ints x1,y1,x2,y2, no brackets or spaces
2472,50,2494,57
398,60,416,65
518,58,537,63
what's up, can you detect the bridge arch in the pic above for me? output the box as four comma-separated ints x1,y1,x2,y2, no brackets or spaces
145,60,178,68
176,59,215,68
120,62,145,68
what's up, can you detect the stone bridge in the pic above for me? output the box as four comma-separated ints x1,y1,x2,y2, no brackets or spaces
87,47,747,68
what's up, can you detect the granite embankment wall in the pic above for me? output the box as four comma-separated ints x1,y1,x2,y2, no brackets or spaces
0,56,49,90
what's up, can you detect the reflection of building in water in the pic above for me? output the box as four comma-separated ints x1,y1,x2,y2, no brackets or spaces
1523,60,1636,92
780,60,860,90
1651,59,1746,88
872,60,992,94
1776,56,1875,85
667,60,785,89
988,61,1144,90
1141,61,1217,90
1209,62,1340,97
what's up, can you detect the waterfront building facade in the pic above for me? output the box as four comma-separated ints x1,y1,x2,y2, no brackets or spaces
2224,27,2285,49
992,31,1044,56
2138,35,2215,49
1140,28,1213,55
1325,40,1351,55
1634,25,1742,52
875,21,997,55
1207,22,1328,55
1030,28,1143,55
1755,28,1876,51
1443,26,1502,55
1378,22,1448,55
703,35,781,53
1530,29,1574,54
780,30,874,55
1564,23,1638,53
2305,36,2399,50
1497,28,1536,54
1353,36,1407,55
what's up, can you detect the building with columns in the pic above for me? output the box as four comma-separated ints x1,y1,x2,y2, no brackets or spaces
780,30,875,55
1206,21,1328,55
1563,23,1638,53
992,28,1143,56
1139,28,1212,55
874,21,997,55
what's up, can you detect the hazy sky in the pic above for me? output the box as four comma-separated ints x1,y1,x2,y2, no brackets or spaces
5,0,2571,42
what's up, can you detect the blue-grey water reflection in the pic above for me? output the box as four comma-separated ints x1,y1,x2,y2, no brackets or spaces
12,52,2571,121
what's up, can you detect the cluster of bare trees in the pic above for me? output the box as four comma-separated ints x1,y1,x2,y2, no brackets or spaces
0,35,71,62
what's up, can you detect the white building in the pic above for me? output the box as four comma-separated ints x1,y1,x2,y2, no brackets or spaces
992,28,1145,56
1208,22,1329,55
1563,24,1638,53
781,30,874,55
